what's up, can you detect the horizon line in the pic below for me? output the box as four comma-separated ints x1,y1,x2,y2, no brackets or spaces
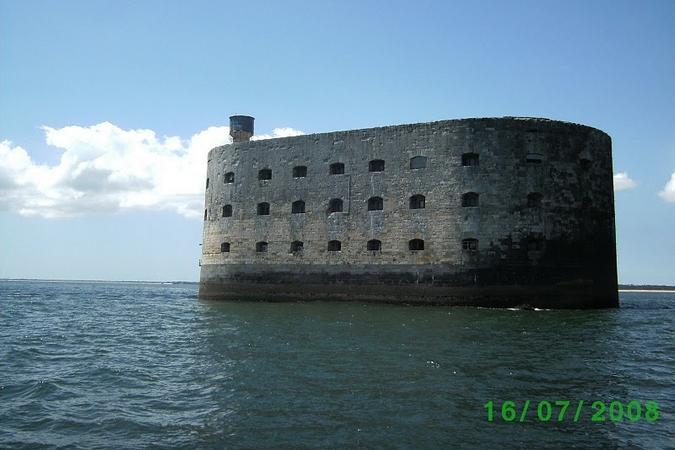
0,277,198,284
2,278,675,289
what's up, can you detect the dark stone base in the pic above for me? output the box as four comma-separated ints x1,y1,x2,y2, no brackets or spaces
199,264,619,309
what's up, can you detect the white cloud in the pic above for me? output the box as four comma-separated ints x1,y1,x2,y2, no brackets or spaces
659,172,675,203
251,127,306,141
613,172,637,192
0,123,304,219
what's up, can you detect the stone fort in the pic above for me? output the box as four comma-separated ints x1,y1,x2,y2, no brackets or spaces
199,115,618,308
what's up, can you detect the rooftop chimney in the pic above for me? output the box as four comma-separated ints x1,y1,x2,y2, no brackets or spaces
229,115,254,142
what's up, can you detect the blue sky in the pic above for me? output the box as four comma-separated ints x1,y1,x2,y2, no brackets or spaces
1,0,674,283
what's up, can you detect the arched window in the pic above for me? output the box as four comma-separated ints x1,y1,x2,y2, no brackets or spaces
369,159,385,172
462,238,478,251
257,202,270,215
526,153,543,164
292,200,305,214
258,168,272,180
409,239,425,251
327,240,341,251
367,196,383,211
220,242,230,253
367,239,381,251
206,178,210,188
410,156,427,169
462,153,479,166
293,165,307,177
328,198,343,213
204,209,208,221
256,241,268,253
290,241,303,254
222,204,232,217
224,172,234,183
330,162,345,175
527,192,543,208
462,192,479,207
409,194,425,209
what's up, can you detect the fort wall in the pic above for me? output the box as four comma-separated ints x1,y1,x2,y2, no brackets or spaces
199,117,618,308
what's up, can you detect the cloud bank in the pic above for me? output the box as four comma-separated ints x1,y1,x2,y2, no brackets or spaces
0,123,304,219
2,124,646,218
659,172,675,203
613,172,637,192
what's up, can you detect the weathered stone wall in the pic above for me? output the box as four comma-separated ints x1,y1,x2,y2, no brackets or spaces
199,117,618,308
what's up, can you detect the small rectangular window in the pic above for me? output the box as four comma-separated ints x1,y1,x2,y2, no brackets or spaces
409,195,425,209
580,158,592,170
527,193,542,208
462,239,478,251
410,156,427,169
292,200,305,214
461,153,479,166
258,169,272,180
409,239,424,250
328,198,343,213
461,192,479,207
293,166,307,177
368,197,383,211
369,159,385,172
330,162,345,175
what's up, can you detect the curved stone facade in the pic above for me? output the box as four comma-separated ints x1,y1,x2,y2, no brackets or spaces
199,117,618,308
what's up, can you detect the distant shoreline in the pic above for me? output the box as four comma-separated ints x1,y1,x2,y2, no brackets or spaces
0,278,198,285
619,289,675,293
2,279,674,292
618,285,675,291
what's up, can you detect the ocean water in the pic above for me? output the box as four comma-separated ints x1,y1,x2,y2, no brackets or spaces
0,281,673,449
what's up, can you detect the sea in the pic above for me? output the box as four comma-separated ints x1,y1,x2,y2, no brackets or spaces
0,280,673,449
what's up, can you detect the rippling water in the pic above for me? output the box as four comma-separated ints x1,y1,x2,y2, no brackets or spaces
0,281,673,449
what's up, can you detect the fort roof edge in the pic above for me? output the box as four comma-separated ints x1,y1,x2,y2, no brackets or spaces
209,116,610,157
